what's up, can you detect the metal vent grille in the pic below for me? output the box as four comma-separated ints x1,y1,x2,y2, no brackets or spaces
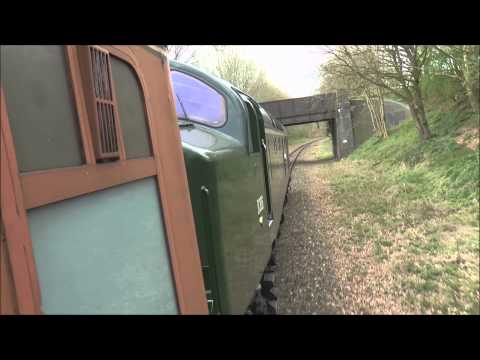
88,46,119,160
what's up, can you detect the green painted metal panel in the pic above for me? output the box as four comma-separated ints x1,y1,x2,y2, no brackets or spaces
181,123,284,313
172,61,290,314
28,177,178,314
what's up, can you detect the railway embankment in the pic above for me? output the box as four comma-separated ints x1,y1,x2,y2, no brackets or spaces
276,109,479,314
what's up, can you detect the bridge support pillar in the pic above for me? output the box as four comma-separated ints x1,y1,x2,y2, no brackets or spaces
334,90,355,159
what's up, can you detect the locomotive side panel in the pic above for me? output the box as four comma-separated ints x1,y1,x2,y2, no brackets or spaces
265,128,289,230
180,125,274,314
170,60,290,314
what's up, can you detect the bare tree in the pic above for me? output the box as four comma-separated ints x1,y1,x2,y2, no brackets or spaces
215,49,288,102
215,50,259,92
328,45,433,140
211,45,227,53
363,86,388,139
320,48,389,138
167,45,197,65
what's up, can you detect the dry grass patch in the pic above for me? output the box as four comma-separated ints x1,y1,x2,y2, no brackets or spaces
316,159,479,314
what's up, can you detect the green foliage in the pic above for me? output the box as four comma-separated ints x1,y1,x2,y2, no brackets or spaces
422,76,463,106
316,45,479,314
421,63,467,111
350,109,479,209
317,107,479,313
287,122,327,141
312,138,334,160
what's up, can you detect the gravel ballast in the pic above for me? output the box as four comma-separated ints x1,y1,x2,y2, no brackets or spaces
275,141,400,314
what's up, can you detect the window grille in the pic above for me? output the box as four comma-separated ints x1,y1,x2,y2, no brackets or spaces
84,46,120,160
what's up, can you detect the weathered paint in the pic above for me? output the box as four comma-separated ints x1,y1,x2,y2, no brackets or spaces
1,46,208,315
0,222,19,314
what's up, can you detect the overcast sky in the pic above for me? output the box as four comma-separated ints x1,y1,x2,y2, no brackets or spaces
192,45,334,98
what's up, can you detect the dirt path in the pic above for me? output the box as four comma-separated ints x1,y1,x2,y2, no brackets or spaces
275,142,403,314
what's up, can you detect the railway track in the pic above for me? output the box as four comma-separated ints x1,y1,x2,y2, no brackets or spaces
247,138,322,315
288,138,321,172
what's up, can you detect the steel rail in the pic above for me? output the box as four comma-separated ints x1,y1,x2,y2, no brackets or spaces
288,138,321,172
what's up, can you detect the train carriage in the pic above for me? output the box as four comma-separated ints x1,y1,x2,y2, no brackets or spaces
0,45,207,315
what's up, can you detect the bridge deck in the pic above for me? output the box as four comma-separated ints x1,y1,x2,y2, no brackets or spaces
261,94,337,126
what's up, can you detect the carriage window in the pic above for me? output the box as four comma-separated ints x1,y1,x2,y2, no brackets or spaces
1,45,84,172
171,71,226,127
28,177,178,314
111,57,153,159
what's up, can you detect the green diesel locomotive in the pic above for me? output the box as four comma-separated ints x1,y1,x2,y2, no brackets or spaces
169,60,290,314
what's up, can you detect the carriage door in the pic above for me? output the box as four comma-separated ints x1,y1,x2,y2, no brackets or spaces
241,95,273,225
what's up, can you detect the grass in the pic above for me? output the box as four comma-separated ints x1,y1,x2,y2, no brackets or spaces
288,136,313,147
287,122,329,149
289,136,334,161
310,138,334,160
315,107,479,314
350,108,479,209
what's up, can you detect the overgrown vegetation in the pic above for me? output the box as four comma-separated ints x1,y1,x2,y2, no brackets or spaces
319,45,479,141
313,45,479,314
351,109,479,208
316,106,479,314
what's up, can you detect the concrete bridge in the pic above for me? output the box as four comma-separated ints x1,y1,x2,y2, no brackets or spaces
261,91,410,159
